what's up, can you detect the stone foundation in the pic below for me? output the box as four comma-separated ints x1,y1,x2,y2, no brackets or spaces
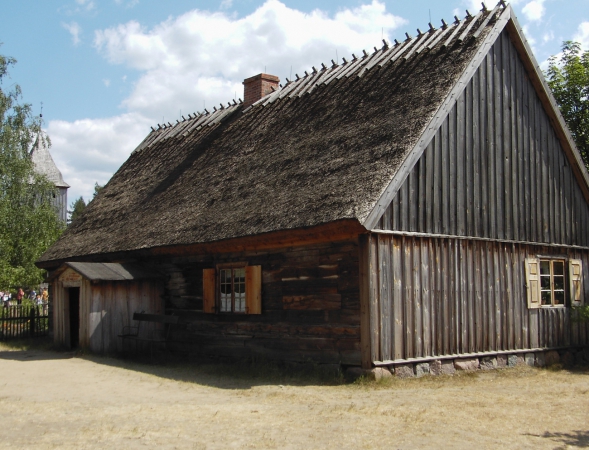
365,348,588,378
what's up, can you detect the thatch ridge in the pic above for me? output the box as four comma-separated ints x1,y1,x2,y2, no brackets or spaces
38,3,504,265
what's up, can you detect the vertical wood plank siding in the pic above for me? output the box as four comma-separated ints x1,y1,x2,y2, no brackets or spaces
52,272,164,353
367,234,589,362
378,30,589,245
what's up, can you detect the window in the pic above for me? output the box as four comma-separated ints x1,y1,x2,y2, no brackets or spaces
540,259,566,306
525,257,584,309
202,265,262,314
220,267,246,313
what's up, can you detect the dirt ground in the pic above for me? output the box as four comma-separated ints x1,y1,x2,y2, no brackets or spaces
0,344,588,449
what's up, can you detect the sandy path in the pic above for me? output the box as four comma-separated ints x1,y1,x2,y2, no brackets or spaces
0,349,588,449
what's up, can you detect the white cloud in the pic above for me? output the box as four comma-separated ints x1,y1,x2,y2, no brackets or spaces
51,0,407,202
521,0,545,22
62,22,82,46
75,0,95,11
220,0,233,10
542,30,554,44
93,0,405,120
574,21,589,50
522,24,538,54
47,113,152,202
103,79,111,87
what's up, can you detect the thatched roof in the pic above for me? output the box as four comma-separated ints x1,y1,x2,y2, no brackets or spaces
38,3,506,266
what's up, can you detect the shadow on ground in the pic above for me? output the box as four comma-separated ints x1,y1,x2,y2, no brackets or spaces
81,350,346,390
524,430,589,448
1,336,346,389
0,350,75,361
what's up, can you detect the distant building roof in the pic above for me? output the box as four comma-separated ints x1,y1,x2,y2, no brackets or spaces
30,134,69,188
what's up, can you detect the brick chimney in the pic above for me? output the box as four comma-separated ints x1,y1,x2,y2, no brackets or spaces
243,73,280,107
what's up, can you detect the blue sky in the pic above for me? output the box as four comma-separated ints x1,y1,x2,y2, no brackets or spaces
2,0,588,203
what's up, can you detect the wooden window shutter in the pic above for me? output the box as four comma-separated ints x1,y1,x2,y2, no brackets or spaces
569,259,584,306
203,268,216,313
245,265,262,314
525,258,541,309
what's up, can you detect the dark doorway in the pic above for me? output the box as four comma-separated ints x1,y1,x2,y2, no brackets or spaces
68,287,80,349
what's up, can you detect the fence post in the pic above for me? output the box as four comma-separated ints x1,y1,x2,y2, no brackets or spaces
30,306,35,336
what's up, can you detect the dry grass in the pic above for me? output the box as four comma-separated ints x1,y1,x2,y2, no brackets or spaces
0,342,588,449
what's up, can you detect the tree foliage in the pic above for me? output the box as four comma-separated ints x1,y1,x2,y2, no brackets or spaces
93,182,103,198
68,196,86,224
0,53,64,290
546,41,589,167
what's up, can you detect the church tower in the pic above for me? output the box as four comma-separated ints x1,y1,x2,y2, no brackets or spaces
30,133,69,222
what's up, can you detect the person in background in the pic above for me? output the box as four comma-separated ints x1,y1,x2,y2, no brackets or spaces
41,288,48,303
35,293,43,305
16,288,24,305
29,290,36,301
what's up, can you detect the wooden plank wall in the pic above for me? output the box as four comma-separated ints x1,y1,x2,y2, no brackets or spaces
87,280,164,354
164,240,361,365
365,233,589,363
53,268,164,353
376,29,589,247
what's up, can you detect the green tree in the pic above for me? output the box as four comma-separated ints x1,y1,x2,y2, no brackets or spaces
68,196,86,224
93,182,103,198
0,53,64,290
546,41,589,168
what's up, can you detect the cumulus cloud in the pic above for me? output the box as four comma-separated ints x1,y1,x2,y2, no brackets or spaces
220,0,233,10
47,113,152,202
50,0,407,201
62,21,82,46
574,21,589,49
521,0,545,22
75,0,95,11
93,0,405,120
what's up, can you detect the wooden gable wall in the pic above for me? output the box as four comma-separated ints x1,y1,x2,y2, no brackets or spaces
375,29,589,246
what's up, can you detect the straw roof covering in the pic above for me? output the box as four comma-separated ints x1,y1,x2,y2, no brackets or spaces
38,4,505,266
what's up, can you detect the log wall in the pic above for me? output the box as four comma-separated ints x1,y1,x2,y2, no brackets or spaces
162,239,361,365
361,233,589,364
376,29,589,246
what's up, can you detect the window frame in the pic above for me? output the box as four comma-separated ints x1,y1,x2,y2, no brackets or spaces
538,258,566,308
525,256,584,309
202,264,262,315
217,262,248,314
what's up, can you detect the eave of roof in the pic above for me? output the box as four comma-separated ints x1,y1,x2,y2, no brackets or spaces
48,262,162,281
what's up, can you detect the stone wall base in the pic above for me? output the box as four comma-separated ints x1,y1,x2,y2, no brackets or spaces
347,348,589,380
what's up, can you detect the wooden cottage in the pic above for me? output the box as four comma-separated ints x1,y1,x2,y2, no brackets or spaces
37,2,589,371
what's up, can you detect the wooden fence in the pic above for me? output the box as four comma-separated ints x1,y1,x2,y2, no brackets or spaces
0,304,49,340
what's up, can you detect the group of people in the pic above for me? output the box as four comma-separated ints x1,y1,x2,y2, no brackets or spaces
1,287,48,307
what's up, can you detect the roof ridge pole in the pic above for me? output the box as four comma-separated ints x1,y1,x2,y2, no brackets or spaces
362,5,513,229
